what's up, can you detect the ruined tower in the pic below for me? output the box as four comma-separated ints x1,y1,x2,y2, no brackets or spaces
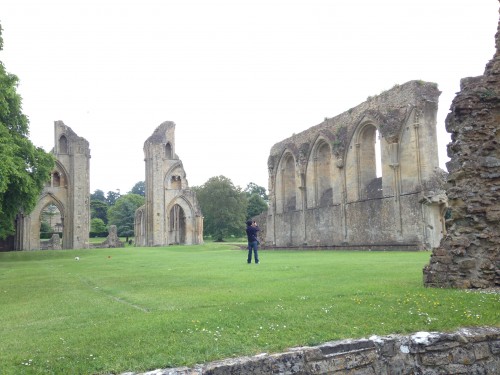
15,121,91,250
134,121,203,246
424,11,500,288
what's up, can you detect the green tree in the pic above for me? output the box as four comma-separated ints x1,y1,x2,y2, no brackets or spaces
247,193,268,219
106,190,121,206
0,24,55,239
107,193,144,242
244,182,268,219
90,218,107,235
90,199,108,224
90,189,106,202
129,181,145,196
193,176,247,241
244,182,268,201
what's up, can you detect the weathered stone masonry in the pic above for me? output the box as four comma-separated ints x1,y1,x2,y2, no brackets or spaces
266,81,447,250
424,7,500,289
135,122,203,246
14,121,91,250
122,327,500,375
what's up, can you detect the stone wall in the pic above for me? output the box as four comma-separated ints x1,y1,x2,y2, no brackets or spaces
266,81,447,250
423,8,500,288
122,326,500,375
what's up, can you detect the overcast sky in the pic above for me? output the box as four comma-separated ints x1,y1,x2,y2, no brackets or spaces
1,0,498,195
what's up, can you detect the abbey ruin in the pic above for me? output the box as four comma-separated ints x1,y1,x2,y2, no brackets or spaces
13,121,91,250
265,80,447,250
424,12,500,289
134,121,204,246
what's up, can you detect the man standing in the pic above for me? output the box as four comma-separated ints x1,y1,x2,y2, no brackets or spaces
246,220,260,264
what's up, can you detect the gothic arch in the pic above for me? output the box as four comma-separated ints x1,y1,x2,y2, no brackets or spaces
165,142,173,159
28,193,66,249
49,160,70,188
305,137,333,208
345,118,383,201
58,135,68,154
275,150,297,213
164,161,187,190
165,196,196,245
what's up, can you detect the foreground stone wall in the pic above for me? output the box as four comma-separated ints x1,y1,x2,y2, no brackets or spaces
123,326,500,375
424,8,500,288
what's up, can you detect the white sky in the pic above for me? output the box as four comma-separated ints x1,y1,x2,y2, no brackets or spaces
1,0,498,195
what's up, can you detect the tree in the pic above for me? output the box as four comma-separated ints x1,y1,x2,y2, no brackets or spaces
107,193,144,242
244,182,268,219
90,218,107,235
193,176,247,241
106,190,121,206
90,189,106,202
129,181,145,196
247,193,268,219
90,200,108,224
244,182,268,201
0,24,55,239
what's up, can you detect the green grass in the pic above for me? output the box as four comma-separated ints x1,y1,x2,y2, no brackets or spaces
0,244,498,375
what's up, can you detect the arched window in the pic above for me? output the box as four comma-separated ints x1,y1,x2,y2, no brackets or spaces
171,175,181,190
358,124,382,199
53,172,61,187
165,143,173,159
59,135,68,154
283,154,296,212
169,204,186,244
316,141,333,206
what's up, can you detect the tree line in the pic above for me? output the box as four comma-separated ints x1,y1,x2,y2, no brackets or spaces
90,178,268,242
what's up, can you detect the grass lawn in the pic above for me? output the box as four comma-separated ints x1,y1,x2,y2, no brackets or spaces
0,243,498,374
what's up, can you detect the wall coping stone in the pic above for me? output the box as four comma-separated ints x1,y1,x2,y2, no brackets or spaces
120,326,500,375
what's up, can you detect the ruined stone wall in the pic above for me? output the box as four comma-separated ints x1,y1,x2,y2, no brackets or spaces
15,121,91,250
134,122,203,246
424,9,500,289
122,327,500,375
266,81,446,250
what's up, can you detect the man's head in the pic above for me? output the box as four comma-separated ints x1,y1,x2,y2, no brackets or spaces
246,220,252,227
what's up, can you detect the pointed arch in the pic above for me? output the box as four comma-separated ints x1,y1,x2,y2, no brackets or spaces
165,196,196,245
59,135,68,154
165,142,173,159
345,117,383,201
306,136,333,207
275,150,297,213
164,161,186,190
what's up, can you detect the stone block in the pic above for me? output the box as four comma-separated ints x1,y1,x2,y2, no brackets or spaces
474,342,492,360
451,346,476,365
420,351,452,366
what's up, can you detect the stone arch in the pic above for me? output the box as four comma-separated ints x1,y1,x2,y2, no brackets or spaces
165,196,196,245
50,160,69,188
58,135,68,154
165,142,173,159
305,137,333,208
398,107,424,193
29,193,66,250
164,162,187,190
276,150,297,213
345,119,383,201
